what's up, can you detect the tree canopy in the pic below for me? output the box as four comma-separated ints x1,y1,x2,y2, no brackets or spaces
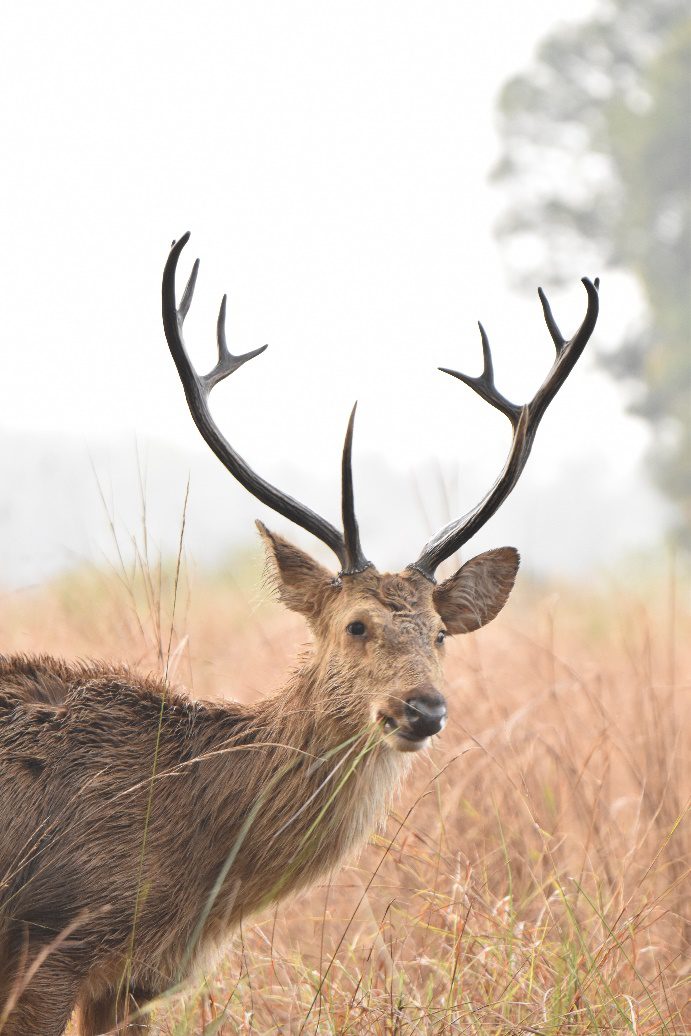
493,0,690,543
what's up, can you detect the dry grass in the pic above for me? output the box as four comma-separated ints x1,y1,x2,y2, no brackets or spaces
1,547,688,1034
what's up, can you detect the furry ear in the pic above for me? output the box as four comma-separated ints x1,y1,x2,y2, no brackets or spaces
257,521,335,617
433,547,519,635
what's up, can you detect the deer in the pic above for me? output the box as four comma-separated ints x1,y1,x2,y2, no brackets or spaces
0,232,599,1035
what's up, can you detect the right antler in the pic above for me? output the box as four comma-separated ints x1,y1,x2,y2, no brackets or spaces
410,278,600,581
162,233,371,575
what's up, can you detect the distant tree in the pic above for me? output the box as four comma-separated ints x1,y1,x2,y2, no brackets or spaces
492,0,690,543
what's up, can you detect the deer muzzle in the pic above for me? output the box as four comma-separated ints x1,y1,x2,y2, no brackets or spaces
380,685,447,751
403,688,448,738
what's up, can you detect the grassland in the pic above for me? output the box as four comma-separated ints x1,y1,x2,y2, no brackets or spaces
1,545,688,1034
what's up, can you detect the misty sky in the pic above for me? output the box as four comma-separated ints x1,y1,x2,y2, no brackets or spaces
0,1,663,579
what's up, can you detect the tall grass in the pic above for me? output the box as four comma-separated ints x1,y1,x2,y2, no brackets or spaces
0,549,688,1033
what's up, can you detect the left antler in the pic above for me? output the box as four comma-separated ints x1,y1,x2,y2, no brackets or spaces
410,277,600,581
162,233,371,575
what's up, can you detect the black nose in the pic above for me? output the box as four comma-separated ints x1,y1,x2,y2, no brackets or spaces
404,688,448,738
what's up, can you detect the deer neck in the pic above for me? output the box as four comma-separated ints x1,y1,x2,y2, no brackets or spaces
203,658,409,913
173,654,411,977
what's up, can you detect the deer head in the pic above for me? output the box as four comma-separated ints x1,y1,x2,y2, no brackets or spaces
162,233,599,753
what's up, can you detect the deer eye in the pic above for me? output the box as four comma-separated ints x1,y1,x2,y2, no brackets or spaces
436,630,447,645
346,621,367,637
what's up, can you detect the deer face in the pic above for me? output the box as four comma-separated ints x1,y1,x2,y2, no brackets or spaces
259,524,519,753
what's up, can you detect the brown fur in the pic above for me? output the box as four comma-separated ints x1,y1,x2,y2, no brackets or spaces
0,528,518,1034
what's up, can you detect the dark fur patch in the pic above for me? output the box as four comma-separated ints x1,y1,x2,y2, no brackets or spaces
20,756,45,776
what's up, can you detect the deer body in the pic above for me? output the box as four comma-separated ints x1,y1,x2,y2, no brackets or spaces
0,558,515,1033
0,234,598,1033
0,654,405,1028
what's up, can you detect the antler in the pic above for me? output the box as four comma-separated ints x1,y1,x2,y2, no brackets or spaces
162,233,370,575
410,278,600,581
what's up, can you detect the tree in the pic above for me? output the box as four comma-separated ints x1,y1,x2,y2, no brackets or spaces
492,0,690,543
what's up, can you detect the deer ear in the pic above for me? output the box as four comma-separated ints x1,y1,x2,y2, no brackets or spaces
257,521,335,617
433,548,519,635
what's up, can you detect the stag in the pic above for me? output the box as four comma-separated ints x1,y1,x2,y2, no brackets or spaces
0,234,599,1034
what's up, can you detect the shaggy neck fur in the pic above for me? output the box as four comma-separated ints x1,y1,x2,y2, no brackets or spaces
189,656,411,921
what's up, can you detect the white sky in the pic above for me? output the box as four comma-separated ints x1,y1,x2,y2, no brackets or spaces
0,0,662,574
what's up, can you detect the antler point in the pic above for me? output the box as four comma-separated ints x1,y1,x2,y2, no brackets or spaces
171,231,191,253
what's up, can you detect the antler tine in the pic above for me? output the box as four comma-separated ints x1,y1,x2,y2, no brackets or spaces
410,278,600,581
439,321,522,429
179,257,199,323
537,287,566,353
162,233,348,568
341,403,371,575
202,294,268,394
217,293,230,360
529,277,600,428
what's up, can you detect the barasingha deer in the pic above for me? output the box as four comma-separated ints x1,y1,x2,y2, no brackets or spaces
0,233,599,1034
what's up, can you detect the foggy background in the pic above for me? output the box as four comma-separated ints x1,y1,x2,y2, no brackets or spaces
0,0,685,587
